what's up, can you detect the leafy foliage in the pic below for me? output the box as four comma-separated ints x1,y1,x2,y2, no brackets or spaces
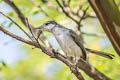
0,0,120,80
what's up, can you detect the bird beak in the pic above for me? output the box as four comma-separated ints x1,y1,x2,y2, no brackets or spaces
35,25,44,29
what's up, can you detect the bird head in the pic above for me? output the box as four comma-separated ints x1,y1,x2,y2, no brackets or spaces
36,21,57,32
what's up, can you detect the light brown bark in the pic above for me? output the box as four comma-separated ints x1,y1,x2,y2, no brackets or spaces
88,0,120,55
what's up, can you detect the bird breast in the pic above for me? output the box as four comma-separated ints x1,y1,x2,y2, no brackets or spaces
54,32,82,59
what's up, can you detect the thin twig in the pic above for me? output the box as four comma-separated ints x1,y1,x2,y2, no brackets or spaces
25,18,35,41
79,6,89,24
62,0,78,17
25,18,42,48
0,11,33,41
76,5,83,16
82,32,107,38
76,2,87,16
77,6,89,30
0,26,37,46
56,0,79,23
36,30,42,40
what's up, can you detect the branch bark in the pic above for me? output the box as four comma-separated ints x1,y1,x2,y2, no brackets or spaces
0,26,84,80
88,0,120,56
77,60,111,80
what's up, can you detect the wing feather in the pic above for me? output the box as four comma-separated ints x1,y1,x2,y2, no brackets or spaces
69,30,87,60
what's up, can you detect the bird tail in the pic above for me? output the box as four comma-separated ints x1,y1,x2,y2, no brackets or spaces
85,48,115,59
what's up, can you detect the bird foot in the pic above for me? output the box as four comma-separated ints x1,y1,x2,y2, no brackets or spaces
70,64,78,73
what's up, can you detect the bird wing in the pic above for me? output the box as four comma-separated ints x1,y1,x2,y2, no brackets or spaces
69,30,87,60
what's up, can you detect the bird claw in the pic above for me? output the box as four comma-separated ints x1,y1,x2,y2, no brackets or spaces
70,64,78,73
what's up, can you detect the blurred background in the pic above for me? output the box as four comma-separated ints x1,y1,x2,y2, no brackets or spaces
0,0,120,80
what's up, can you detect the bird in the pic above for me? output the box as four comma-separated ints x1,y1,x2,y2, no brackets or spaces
35,21,114,63
35,21,87,63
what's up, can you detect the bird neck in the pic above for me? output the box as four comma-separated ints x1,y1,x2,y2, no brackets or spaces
52,26,64,36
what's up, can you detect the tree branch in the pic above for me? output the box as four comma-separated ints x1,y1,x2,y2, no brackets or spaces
3,0,52,48
79,6,89,26
0,26,84,80
0,26,36,46
77,59,111,80
0,11,33,41
88,0,120,56
56,0,79,23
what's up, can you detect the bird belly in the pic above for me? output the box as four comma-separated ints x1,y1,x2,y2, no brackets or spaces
55,34,82,59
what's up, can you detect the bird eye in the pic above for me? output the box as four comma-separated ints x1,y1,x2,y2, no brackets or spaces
45,23,49,26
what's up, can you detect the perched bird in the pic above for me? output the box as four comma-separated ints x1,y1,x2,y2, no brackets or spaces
36,21,87,63
35,21,114,63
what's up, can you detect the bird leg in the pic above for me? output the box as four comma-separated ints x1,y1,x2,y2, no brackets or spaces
69,63,78,74
67,56,79,73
